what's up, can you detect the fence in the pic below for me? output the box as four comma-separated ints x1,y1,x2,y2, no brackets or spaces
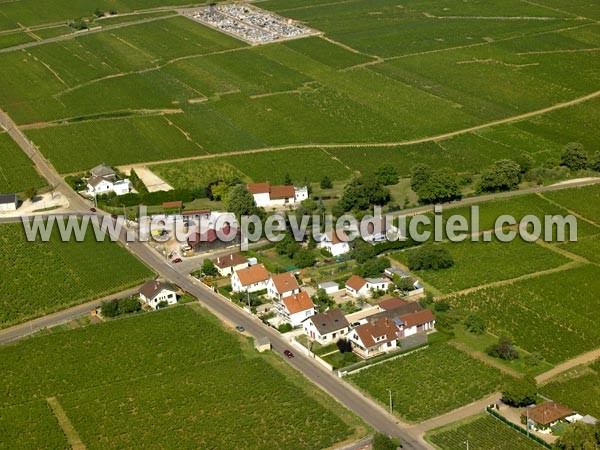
338,345,429,377
486,407,552,449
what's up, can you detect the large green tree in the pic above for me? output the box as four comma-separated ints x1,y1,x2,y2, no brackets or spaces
227,185,259,220
416,168,462,203
410,164,433,193
337,177,391,212
375,165,400,186
502,375,537,407
477,159,522,193
407,245,454,270
553,422,600,450
560,142,588,170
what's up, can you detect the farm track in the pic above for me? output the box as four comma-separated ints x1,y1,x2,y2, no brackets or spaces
119,88,600,170
46,396,86,450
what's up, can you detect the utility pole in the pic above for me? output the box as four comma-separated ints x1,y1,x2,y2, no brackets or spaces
464,440,469,450
386,388,392,414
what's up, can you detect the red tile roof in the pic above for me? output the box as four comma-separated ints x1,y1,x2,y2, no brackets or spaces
269,185,295,199
213,253,247,269
162,201,182,209
282,291,314,315
398,309,435,328
270,272,300,294
353,318,399,349
526,402,574,426
234,264,270,286
247,182,270,194
378,297,409,311
346,275,367,292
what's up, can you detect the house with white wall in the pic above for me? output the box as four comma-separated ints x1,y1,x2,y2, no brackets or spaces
303,309,350,345
276,291,315,326
87,176,132,196
231,264,270,293
0,194,18,212
213,253,249,276
348,318,399,359
316,230,350,257
267,272,300,300
247,182,308,208
345,275,391,298
139,280,177,310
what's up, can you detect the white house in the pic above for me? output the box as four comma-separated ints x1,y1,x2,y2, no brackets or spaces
247,182,308,208
303,309,350,345
345,275,391,298
87,176,132,196
317,281,340,295
0,194,18,212
213,253,249,276
277,291,315,326
231,264,270,293
317,230,350,257
348,318,399,359
139,280,177,310
267,272,300,300
396,309,436,338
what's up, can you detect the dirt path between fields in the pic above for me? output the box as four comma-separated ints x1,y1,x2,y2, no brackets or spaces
46,397,86,450
119,88,600,169
450,341,522,377
536,348,600,384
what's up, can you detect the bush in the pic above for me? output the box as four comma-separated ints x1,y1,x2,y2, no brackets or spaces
100,300,119,318
278,323,293,333
464,313,486,335
336,338,352,353
487,335,519,361
202,259,218,276
407,245,454,271
355,257,389,278
372,432,401,450
294,248,316,268
477,159,522,193
320,176,333,189
375,165,400,186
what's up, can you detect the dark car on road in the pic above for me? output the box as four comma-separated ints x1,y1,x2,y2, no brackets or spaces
235,325,245,332
90,207,97,213
283,350,294,358
172,258,182,264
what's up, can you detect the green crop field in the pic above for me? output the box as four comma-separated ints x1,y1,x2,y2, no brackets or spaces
348,343,507,422
426,414,544,450
0,223,152,329
393,238,570,294
447,264,600,364
0,133,46,193
540,359,600,418
0,305,364,449
0,0,594,175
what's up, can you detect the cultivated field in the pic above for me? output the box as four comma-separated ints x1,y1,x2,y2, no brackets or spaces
348,343,507,422
0,0,595,177
540,359,600,418
0,305,364,449
426,414,543,450
0,223,152,329
0,132,45,193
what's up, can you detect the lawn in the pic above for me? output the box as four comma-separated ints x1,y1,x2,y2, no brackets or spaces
447,264,600,364
348,343,508,422
0,133,46,193
0,223,153,329
426,413,544,450
0,305,364,449
392,238,570,294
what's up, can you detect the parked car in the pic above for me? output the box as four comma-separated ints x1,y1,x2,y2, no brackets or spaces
235,325,245,332
90,207,97,213
172,258,182,264
283,349,294,358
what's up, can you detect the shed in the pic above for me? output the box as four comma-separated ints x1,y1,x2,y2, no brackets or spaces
254,337,271,353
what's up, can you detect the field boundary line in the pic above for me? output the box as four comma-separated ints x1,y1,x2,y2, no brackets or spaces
537,192,600,229
115,88,600,170
449,341,522,377
46,396,86,450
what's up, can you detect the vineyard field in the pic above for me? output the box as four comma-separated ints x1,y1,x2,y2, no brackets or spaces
447,265,600,364
0,133,46,193
0,305,363,449
348,343,508,422
426,413,544,450
392,238,569,294
0,223,152,329
540,360,600,418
